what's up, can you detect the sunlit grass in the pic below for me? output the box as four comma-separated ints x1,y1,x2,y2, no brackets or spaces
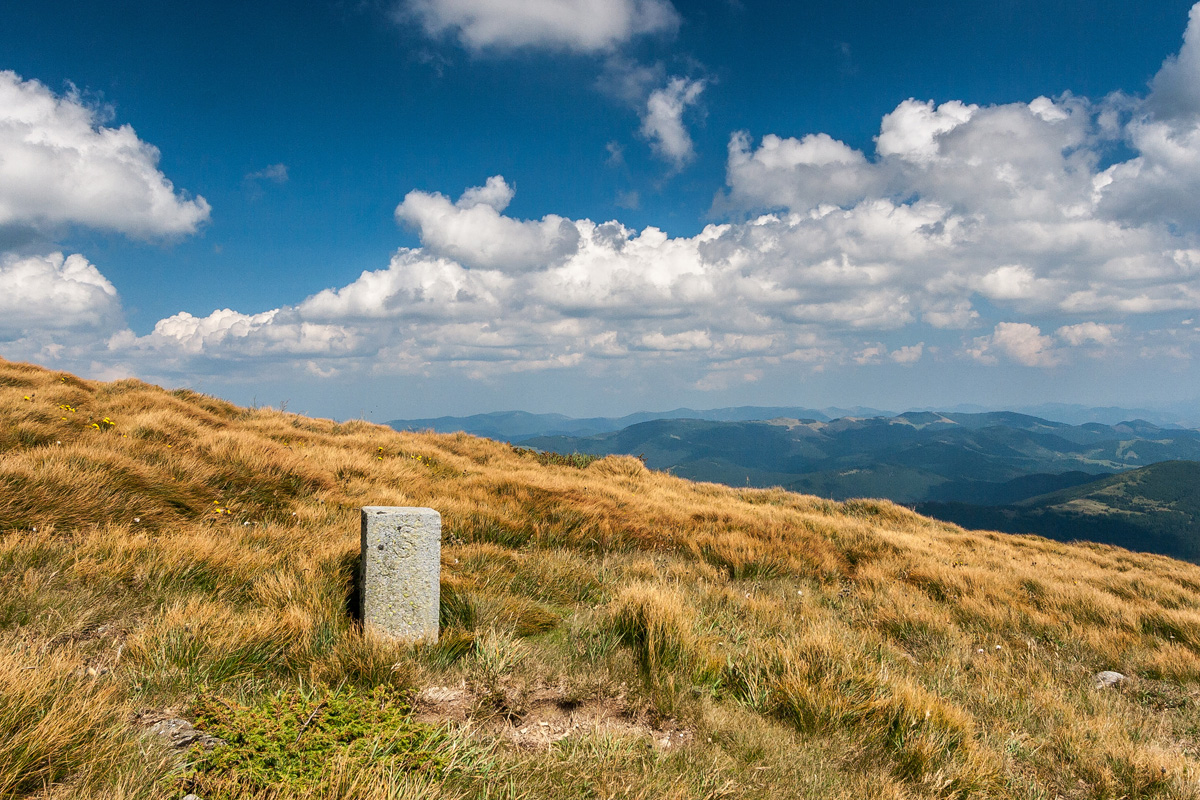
1,355,1199,798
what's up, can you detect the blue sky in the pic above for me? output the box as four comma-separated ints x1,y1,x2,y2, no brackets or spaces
3,0,1200,420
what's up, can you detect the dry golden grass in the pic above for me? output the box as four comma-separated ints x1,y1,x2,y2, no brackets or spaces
2,355,1200,798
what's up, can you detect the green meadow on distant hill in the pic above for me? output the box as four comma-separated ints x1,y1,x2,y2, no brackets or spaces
917,461,1200,563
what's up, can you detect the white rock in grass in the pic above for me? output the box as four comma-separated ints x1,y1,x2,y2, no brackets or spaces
1094,670,1127,688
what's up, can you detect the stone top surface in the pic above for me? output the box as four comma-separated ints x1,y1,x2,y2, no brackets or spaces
362,506,441,517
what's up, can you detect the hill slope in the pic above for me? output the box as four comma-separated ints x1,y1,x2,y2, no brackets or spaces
2,357,1200,799
917,461,1200,562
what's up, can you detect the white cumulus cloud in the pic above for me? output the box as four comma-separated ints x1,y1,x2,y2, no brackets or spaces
709,3,1200,331
1148,2,1200,121
0,252,121,339
875,99,977,162
640,76,705,168
968,323,1060,367
1056,321,1120,347
639,330,712,351
110,308,361,368
395,176,581,271
401,0,679,52
722,131,881,211
890,342,924,364
0,71,209,238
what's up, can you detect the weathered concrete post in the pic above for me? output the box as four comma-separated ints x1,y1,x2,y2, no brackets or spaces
360,506,440,642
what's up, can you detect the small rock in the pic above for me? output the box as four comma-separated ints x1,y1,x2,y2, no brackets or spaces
182,795,201,800
1094,670,1126,689
147,717,225,750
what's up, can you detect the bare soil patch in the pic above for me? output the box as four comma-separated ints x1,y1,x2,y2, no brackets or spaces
414,684,692,751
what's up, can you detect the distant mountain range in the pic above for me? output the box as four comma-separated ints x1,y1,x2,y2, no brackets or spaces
390,407,1200,562
387,403,1200,441
990,403,1199,428
515,411,1200,502
917,461,1200,563
385,406,892,441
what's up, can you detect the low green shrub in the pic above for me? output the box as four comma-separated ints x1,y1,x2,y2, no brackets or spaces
181,685,463,798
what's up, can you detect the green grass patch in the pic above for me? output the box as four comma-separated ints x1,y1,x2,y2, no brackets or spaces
512,447,601,469
181,685,467,798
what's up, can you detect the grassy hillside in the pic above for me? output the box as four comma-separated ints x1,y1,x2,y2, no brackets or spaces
2,357,1200,799
918,461,1200,563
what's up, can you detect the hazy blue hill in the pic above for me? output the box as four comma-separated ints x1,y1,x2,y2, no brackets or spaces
387,410,593,441
785,464,951,504
528,419,816,474
1010,403,1199,428
891,410,954,427
940,411,1073,432
926,470,1101,505
917,461,1200,562
387,406,848,441
387,404,1200,442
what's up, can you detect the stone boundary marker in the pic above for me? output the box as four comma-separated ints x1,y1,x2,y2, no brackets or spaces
360,506,440,642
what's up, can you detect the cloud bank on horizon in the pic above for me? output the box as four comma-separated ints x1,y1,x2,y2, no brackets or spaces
3,2,1200,402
